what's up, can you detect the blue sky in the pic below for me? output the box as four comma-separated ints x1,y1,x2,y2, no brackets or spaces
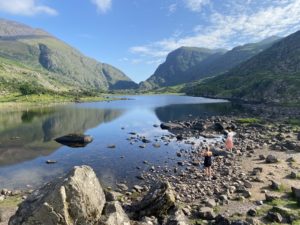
1,0,300,82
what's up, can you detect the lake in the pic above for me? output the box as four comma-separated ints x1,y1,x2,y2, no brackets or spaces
0,95,244,190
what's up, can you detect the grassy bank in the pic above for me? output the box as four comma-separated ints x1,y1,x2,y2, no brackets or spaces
0,92,123,111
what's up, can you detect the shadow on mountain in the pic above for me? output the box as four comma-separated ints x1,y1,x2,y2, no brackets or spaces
0,106,124,166
154,102,246,122
109,80,139,90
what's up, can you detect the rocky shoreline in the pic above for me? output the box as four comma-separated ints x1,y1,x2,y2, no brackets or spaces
1,113,300,224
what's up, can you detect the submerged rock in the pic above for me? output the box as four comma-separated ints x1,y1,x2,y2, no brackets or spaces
9,165,105,225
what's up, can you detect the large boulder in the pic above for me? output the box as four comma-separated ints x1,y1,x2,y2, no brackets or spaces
9,166,105,225
55,134,93,147
99,201,131,225
131,182,175,219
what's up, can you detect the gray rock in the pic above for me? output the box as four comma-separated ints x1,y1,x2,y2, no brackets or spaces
214,214,230,225
231,220,250,225
243,181,253,188
219,195,228,201
166,209,189,225
270,180,281,190
265,192,282,202
133,185,144,192
160,123,184,130
131,181,175,218
198,207,215,220
9,165,105,225
291,186,300,204
245,217,261,225
204,198,216,207
266,155,278,163
290,171,297,179
105,190,123,202
99,201,131,225
242,190,252,198
247,208,257,217
139,216,158,225
266,211,283,223
117,183,129,191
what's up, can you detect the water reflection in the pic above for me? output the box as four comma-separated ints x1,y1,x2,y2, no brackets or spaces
0,106,124,166
155,102,245,122
0,95,244,189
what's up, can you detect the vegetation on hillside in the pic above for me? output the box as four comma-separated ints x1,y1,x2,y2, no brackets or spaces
185,31,300,104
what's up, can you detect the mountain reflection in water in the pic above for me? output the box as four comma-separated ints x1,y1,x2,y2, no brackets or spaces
0,106,124,166
0,95,245,189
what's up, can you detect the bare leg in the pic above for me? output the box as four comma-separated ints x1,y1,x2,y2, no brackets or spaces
204,167,208,176
208,167,212,177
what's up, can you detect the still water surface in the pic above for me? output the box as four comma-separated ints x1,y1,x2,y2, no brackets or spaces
0,95,243,189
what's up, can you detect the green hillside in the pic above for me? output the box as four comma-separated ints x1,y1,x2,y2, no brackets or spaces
0,19,137,96
140,37,280,90
187,31,300,104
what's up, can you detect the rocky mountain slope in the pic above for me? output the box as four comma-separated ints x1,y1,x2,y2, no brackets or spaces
139,47,226,89
0,19,137,94
140,37,280,90
187,30,300,104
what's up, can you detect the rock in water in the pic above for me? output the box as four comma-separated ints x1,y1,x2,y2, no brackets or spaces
160,123,183,130
131,181,175,218
9,165,105,225
55,134,93,147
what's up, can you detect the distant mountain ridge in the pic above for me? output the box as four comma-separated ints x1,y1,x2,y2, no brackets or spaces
187,30,300,104
0,18,137,94
139,47,225,89
140,36,281,89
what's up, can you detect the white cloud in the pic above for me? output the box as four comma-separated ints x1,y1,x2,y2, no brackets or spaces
130,0,300,62
0,0,57,16
168,3,177,13
184,0,210,12
91,0,112,13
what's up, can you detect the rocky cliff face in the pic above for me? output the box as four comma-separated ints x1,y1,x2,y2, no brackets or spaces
140,47,225,89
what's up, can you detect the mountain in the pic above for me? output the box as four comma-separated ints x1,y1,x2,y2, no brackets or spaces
141,37,280,90
186,31,300,104
0,19,137,94
139,47,226,89
187,36,281,79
